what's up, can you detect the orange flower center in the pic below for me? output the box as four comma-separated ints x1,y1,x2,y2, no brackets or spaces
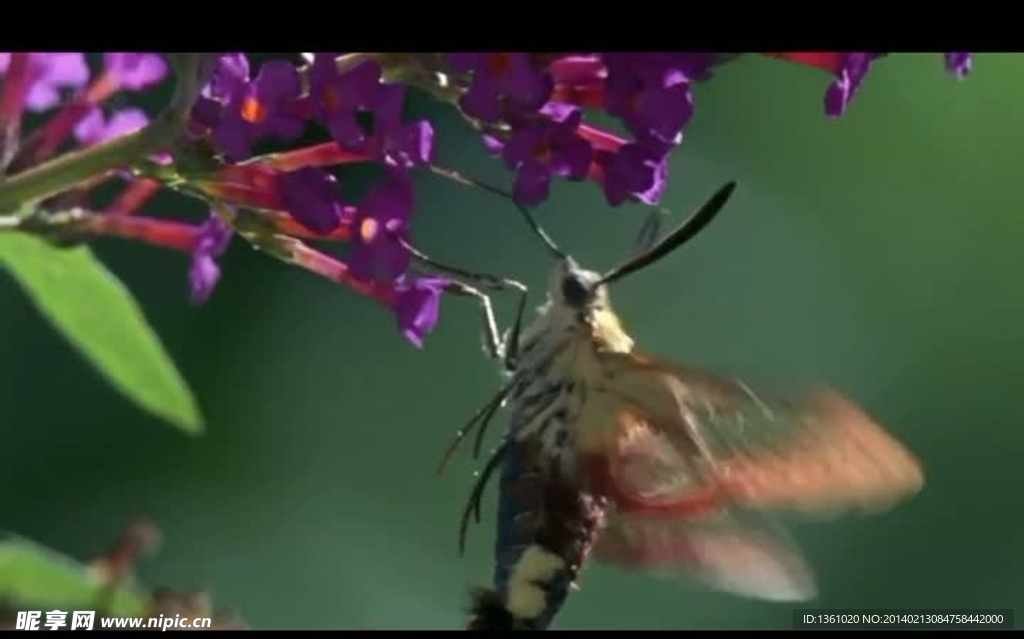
488,53,512,77
321,86,342,111
533,139,553,165
240,96,267,124
359,217,379,243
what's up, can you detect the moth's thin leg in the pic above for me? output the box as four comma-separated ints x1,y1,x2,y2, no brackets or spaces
406,243,528,301
405,242,529,364
443,280,503,360
501,286,528,372
401,238,524,292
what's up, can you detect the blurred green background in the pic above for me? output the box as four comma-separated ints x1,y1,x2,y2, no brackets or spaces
2,52,1022,629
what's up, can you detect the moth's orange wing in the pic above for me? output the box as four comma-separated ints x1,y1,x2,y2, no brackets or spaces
590,350,924,518
592,494,819,602
579,402,818,602
575,349,924,601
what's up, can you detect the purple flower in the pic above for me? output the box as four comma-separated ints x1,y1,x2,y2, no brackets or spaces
366,84,434,168
502,105,591,206
671,52,717,81
211,60,305,161
281,167,346,234
824,52,878,117
73,107,149,147
189,53,250,134
602,53,713,87
310,53,382,147
347,168,415,283
481,133,505,157
448,53,553,122
103,53,168,91
189,214,234,305
150,150,174,166
603,54,696,152
392,276,449,348
595,143,669,207
188,96,223,131
945,52,972,80
202,53,250,101
0,52,89,112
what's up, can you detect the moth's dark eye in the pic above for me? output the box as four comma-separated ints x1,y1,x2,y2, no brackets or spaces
561,275,590,307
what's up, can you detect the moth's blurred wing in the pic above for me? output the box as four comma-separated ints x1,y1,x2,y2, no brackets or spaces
594,504,818,602
575,349,924,601
590,350,925,518
578,403,816,602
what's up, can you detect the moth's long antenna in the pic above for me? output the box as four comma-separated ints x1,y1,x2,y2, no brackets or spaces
429,163,566,259
599,181,737,286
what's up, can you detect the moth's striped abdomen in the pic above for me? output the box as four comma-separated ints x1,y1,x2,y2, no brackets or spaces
469,436,605,630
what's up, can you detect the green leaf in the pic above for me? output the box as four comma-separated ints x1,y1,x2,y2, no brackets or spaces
0,233,203,434
0,534,150,617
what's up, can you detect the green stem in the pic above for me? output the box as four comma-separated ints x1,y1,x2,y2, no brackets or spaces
0,53,206,215
400,69,465,106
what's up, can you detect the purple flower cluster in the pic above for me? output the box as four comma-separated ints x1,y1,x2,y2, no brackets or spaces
187,53,442,346
945,52,973,79
0,52,168,163
0,52,89,112
193,55,306,162
445,53,720,208
0,51,978,349
825,52,878,117
763,52,973,117
102,53,168,92
73,107,149,147
448,52,974,209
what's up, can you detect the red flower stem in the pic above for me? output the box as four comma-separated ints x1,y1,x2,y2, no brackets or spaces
574,123,628,186
575,124,626,153
233,207,354,242
546,55,606,85
249,141,373,172
761,52,843,74
76,214,200,252
260,234,396,306
0,53,30,122
189,180,285,211
0,53,205,212
16,72,122,169
0,53,31,164
106,178,162,215
266,210,354,241
550,84,605,108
